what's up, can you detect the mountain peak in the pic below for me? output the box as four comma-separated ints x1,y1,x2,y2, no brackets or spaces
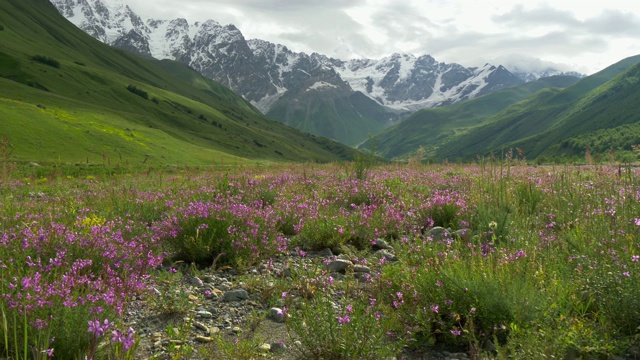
51,0,561,142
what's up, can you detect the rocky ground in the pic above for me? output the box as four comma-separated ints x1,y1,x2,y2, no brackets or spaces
123,228,478,360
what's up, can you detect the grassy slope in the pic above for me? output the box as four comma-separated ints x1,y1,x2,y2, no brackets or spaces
0,0,357,165
367,76,579,159
434,55,640,161
266,88,394,147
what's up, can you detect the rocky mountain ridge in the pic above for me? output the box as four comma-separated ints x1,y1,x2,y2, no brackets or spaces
50,0,581,145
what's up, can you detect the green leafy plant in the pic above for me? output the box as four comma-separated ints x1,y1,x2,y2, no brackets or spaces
148,269,196,315
286,296,404,359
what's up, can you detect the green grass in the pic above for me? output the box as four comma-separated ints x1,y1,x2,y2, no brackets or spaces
0,0,358,165
267,88,394,147
366,75,579,160
431,55,640,161
3,162,640,359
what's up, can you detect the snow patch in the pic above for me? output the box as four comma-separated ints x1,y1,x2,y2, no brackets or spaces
306,81,338,92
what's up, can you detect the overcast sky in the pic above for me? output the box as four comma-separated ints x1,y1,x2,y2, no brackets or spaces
124,0,640,74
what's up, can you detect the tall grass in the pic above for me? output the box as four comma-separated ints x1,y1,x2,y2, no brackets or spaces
1,162,639,358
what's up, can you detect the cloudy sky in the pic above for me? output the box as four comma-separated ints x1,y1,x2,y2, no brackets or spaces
124,0,640,74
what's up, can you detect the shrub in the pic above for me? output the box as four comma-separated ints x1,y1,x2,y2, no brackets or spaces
31,55,60,68
126,85,149,100
162,200,284,268
287,296,404,359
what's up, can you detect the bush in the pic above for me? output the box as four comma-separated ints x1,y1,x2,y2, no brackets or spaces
287,296,404,359
126,85,149,100
31,55,60,68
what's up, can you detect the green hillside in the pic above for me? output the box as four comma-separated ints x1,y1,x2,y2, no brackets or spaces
267,88,396,147
433,55,640,161
364,76,579,159
0,0,357,166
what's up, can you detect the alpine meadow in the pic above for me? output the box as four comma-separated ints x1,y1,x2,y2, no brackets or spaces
2,0,640,359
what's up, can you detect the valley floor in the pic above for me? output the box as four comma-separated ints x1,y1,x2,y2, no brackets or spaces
1,161,640,359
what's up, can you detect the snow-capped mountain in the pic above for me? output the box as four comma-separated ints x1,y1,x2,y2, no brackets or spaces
510,69,585,82
332,54,521,111
50,0,573,145
51,0,527,110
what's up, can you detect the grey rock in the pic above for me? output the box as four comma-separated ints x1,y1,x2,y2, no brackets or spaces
209,326,220,335
427,226,450,241
218,282,232,291
372,238,391,250
187,276,204,287
268,307,285,323
270,341,287,352
195,336,214,343
377,250,398,262
353,265,371,273
327,259,353,273
202,275,216,283
223,289,249,302
316,248,334,257
194,322,209,332
196,310,213,319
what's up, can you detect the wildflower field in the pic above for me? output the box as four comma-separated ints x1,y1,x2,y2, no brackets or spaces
1,161,639,359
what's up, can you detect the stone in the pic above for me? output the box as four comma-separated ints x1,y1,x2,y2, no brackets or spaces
218,282,232,291
187,276,204,287
204,290,220,300
223,289,249,302
372,238,391,250
270,341,287,352
377,250,398,262
196,310,213,319
427,226,450,240
352,265,371,273
195,336,214,343
209,326,220,335
268,307,285,323
194,322,208,332
231,326,242,334
316,248,334,257
327,259,353,273
258,343,271,352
